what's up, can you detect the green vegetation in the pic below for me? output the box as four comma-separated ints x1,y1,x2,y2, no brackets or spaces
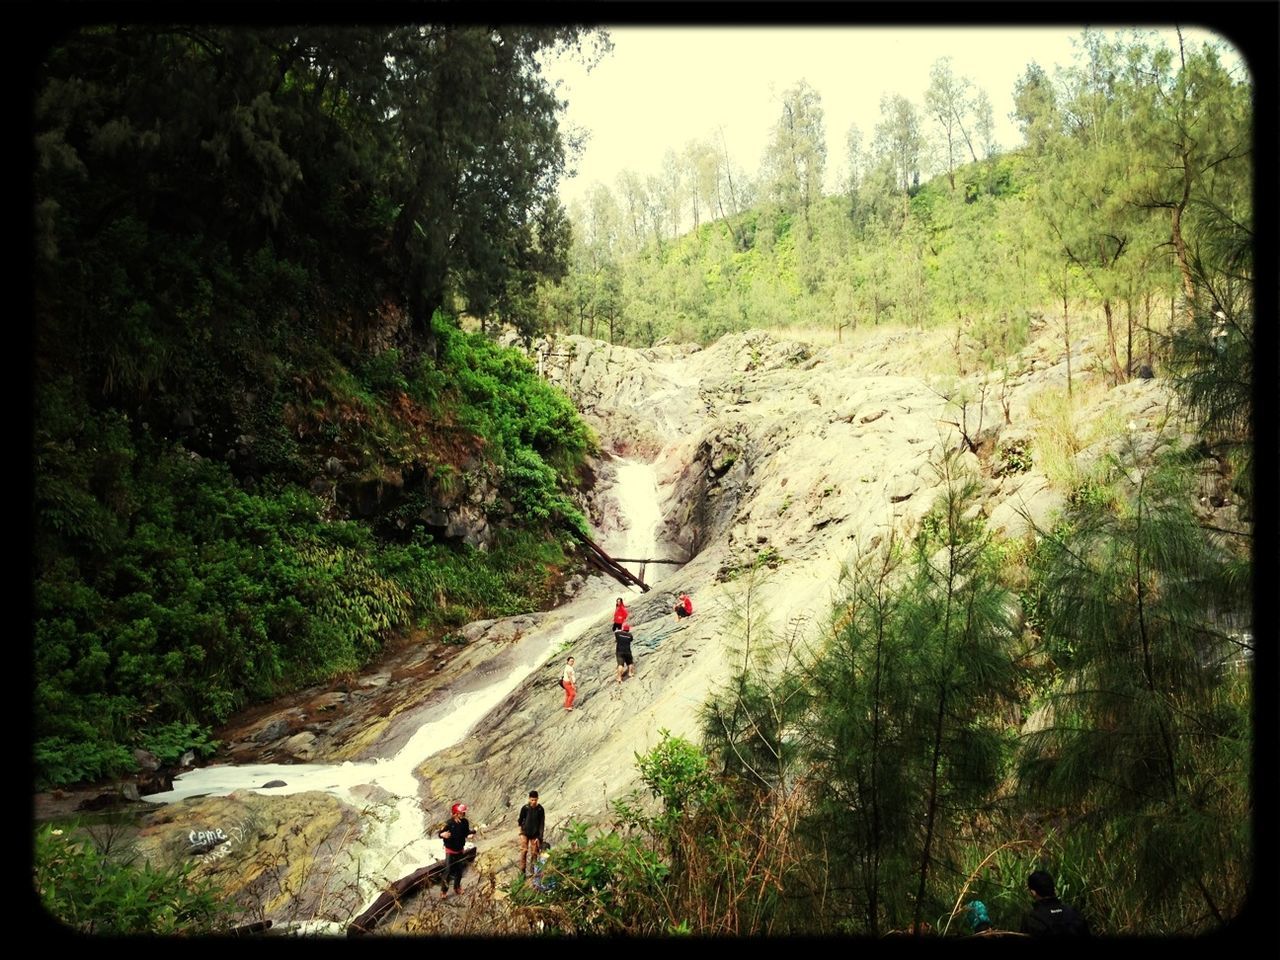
32,25,603,788
30,22,1252,938
545,29,1250,402
510,732,793,935
34,823,232,935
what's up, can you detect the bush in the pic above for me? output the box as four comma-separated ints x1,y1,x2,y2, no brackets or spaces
34,824,231,935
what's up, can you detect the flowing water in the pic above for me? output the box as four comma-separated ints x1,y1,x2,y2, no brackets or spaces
141,459,663,922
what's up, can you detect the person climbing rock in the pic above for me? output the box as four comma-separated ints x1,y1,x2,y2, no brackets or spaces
673,592,693,619
615,621,635,683
613,597,629,633
561,656,577,711
438,803,476,898
517,790,545,876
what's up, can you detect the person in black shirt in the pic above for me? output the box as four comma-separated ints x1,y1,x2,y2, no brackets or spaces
518,790,546,876
1021,869,1090,936
438,802,476,897
615,622,635,683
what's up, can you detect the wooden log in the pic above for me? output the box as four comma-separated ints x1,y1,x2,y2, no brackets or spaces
573,532,650,592
230,919,273,936
347,848,477,935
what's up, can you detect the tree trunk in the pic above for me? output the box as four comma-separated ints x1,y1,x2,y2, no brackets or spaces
1102,298,1124,384
1171,149,1197,323
1063,293,1073,398
1125,297,1134,378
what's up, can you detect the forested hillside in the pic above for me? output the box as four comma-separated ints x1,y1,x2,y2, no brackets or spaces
31,22,1258,939
32,25,606,788
545,31,1250,416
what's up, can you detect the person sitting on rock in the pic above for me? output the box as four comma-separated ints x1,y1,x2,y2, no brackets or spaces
674,592,693,620
612,597,629,633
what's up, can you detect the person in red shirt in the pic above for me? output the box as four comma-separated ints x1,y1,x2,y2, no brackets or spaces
674,592,693,619
612,597,628,632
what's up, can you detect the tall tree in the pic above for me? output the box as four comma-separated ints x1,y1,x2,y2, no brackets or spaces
797,455,1021,934
1011,61,1060,155
1020,437,1251,932
762,79,827,235
923,57,981,189
872,93,924,198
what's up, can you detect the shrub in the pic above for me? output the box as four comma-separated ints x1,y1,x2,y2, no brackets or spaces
34,824,231,935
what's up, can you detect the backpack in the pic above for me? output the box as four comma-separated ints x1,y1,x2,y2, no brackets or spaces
557,678,565,689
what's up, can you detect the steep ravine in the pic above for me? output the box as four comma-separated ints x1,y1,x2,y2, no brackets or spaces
39,325,1232,934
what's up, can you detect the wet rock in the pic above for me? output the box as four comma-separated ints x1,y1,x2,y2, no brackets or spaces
283,732,317,760
253,718,292,743
262,780,288,789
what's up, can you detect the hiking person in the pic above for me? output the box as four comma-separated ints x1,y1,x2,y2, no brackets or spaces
438,802,476,898
518,790,545,876
615,621,635,683
561,656,576,711
673,592,693,619
612,597,628,632
1021,870,1090,937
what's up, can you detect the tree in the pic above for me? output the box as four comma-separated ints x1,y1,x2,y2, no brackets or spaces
762,80,827,235
872,93,924,198
1011,61,1060,155
924,57,984,189
797,454,1021,935
1020,436,1251,932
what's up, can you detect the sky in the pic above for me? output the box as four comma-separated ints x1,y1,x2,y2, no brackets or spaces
541,25,1243,216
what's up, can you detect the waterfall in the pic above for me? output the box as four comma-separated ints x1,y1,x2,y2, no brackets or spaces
141,458,666,918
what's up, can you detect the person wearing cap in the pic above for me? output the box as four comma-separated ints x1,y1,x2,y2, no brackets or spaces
438,803,476,897
615,621,635,684
517,790,545,876
673,592,693,619
612,597,629,633
1020,869,1090,936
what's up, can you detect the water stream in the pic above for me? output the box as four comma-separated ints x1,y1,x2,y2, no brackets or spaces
141,458,664,925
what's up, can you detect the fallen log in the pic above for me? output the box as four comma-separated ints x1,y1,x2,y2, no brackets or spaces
230,919,273,936
572,531,650,592
347,847,477,935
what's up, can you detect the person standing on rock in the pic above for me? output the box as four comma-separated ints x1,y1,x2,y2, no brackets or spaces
518,790,546,876
613,597,629,633
673,592,693,620
615,621,635,684
561,656,577,711
438,802,476,898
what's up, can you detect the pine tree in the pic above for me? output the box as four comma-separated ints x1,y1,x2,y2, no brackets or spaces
797,453,1022,934
1019,436,1251,932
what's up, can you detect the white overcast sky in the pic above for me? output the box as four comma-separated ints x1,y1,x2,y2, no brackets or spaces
542,25,1243,214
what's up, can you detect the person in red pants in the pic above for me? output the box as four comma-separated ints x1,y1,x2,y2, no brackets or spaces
561,656,577,711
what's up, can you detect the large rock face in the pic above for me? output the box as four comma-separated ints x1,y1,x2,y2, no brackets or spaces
108,325,1202,930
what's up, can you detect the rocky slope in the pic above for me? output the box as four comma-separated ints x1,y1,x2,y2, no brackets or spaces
41,323,1238,933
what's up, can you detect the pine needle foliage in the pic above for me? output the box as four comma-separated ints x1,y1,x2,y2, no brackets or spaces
793,452,1023,935
1019,434,1251,932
